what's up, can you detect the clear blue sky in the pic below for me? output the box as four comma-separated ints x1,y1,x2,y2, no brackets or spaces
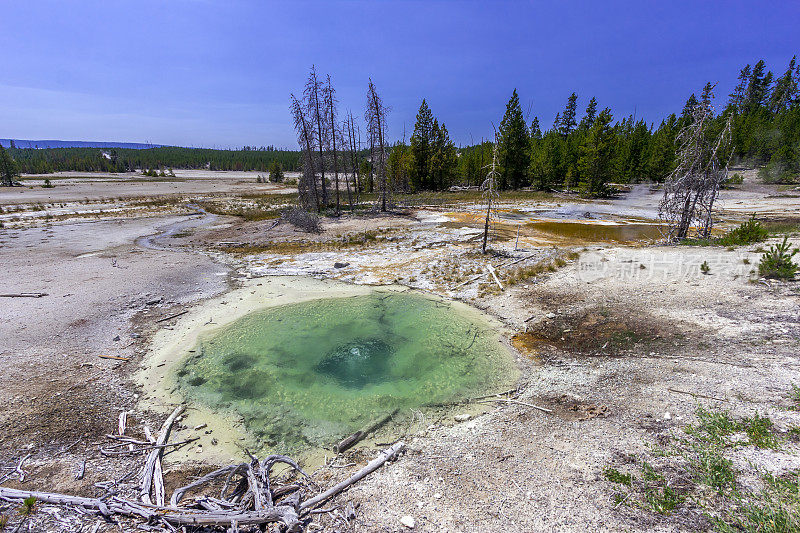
1,1,798,148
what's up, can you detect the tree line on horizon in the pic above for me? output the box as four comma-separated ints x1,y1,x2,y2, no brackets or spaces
2,55,798,196
3,144,301,174
449,55,800,195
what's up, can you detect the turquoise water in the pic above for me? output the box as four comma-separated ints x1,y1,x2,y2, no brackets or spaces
176,291,517,452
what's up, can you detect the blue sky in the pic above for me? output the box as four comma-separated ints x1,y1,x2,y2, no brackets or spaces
1,1,798,148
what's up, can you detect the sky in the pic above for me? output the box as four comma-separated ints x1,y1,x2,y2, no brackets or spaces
1,1,798,149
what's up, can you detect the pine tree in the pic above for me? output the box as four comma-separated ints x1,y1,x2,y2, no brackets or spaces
0,145,20,187
268,159,284,182
497,89,530,189
681,94,699,122
744,60,773,112
728,65,751,112
559,93,578,135
530,117,542,140
410,99,434,190
577,108,615,196
579,97,598,129
429,122,457,190
769,56,798,113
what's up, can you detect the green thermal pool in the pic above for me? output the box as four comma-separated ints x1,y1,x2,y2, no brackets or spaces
176,291,517,452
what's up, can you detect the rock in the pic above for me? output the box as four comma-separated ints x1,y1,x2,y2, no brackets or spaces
663,412,672,420
112,335,120,342
434,492,442,499
545,312,556,319
454,414,471,422
334,262,350,269
400,516,415,529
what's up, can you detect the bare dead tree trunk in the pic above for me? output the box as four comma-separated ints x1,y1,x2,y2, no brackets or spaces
343,110,357,213
290,93,319,210
324,75,341,217
481,139,500,254
366,78,389,212
305,66,328,210
659,83,732,241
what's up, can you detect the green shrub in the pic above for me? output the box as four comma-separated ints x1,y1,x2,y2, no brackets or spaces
759,236,798,280
717,215,769,246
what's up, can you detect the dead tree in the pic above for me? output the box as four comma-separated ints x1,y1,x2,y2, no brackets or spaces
323,75,341,216
343,109,359,212
365,79,389,212
481,138,500,254
659,83,733,241
290,93,319,210
305,66,329,208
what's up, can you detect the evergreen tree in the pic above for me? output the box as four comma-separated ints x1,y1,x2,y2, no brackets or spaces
579,97,598,129
496,89,530,189
410,99,434,190
0,145,20,186
744,60,773,112
681,94,700,122
577,108,615,196
530,117,542,140
728,64,751,112
429,122,457,190
769,56,798,112
268,159,284,182
559,93,579,135
387,142,413,191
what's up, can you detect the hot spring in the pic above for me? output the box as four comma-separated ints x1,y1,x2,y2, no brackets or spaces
174,291,518,453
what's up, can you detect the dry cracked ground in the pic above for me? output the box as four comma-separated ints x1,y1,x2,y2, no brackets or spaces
0,172,799,532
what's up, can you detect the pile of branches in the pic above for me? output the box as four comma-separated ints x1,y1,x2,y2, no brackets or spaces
281,206,321,233
0,405,405,532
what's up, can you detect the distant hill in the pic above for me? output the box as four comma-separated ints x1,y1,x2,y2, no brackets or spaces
0,139,165,149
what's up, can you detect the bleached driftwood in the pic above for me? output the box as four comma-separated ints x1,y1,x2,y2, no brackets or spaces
140,406,183,505
0,441,406,531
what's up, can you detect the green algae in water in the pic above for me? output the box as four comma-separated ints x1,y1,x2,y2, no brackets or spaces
176,291,517,453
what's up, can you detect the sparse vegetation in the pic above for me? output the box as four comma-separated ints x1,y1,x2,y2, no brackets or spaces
605,405,798,529
603,467,634,486
758,236,798,280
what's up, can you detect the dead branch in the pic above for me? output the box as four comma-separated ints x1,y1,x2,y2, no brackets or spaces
301,441,405,510
156,310,188,323
333,409,399,454
667,387,727,402
140,406,183,505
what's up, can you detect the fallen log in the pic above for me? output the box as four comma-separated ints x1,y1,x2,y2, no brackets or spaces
0,442,406,531
477,397,552,413
333,409,399,454
301,441,405,510
156,310,188,323
0,293,48,298
0,488,301,529
97,355,129,361
140,406,183,505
